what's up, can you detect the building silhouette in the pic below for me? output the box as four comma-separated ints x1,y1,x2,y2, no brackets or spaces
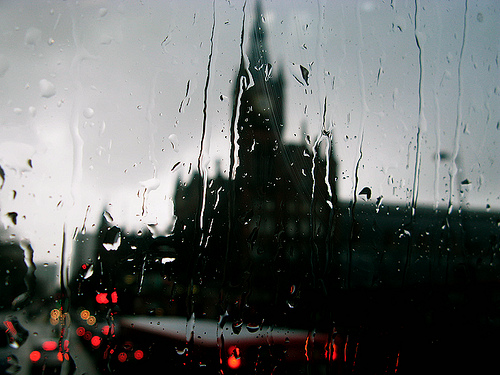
170,0,337,324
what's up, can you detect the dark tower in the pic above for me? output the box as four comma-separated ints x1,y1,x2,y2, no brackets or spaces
234,0,285,192
227,0,338,321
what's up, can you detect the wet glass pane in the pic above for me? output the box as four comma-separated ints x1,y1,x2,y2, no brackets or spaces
1,0,499,374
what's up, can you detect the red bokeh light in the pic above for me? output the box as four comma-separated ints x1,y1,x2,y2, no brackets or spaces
134,350,144,360
101,325,110,336
30,351,41,362
227,355,241,369
118,352,127,363
96,292,109,304
227,346,241,369
76,327,85,336
111,291,118,303
42,340,58,351
91,335,102,348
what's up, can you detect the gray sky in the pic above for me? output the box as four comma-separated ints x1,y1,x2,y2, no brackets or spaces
0,0,499,263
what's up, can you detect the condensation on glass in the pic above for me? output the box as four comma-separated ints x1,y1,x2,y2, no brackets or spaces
0,0,499,374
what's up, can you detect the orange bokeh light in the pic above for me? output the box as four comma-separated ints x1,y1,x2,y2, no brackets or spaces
227,346,241,369
227,355,241,369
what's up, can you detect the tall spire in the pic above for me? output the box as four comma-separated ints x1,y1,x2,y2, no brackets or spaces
248,0,269,70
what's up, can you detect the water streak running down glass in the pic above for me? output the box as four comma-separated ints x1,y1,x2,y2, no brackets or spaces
0,0,499,374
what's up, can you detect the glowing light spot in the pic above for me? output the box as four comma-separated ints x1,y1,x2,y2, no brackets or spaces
42,340,57,351
227,346,241,369
118,352,127,363
101,325,110,335
111,291,118,303
30,351,41,362
227,355,241,369
134,350,144,360
84,331,92,341
80,310,90,320
91,335,101,348
87,316,96,326
76,326,85,336
57,352,64,362
96,293,109,304
50,309,61,319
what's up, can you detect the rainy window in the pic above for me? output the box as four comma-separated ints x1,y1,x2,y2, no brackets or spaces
1,1,499,374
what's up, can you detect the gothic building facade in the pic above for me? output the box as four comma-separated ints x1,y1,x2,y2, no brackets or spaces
171,1,337,323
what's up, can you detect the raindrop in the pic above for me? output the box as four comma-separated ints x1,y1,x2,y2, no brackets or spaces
83,263,94,279
104,211,114,223
140,177,160,191
39,79,56,98
83,107,94,119
47,38,55,46
99,8,108,17
102,226,121,251
300,65,310,85
6,212,18,225
171,161,181,172
264,63,273,81
232,320,243,334
246,324,260,333
169,134,180,152
359,187,372,199
477,13,484,22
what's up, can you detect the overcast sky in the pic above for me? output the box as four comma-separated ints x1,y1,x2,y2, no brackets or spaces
0,0,499,263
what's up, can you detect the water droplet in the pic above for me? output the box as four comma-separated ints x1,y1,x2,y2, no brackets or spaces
246,324,260,333
103,226,121,251
300,65,310,85
169,134,180,152
477,13,484,22
140,178,160,191
359,187,372,199
104,211,114,223
83,263,94,279
83,107,94,119
47,38,55,46
39,79,56,98
99,8,108,17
